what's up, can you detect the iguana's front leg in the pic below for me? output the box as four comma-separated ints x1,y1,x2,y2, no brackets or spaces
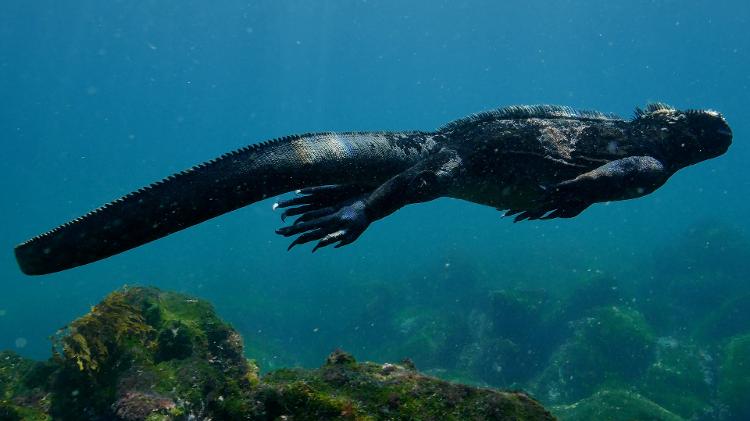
513,156,670,221
276,148,462,251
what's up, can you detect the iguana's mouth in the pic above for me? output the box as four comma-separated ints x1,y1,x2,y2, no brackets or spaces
716,127,732,138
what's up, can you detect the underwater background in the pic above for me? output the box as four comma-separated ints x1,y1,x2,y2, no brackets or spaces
1,1,749,419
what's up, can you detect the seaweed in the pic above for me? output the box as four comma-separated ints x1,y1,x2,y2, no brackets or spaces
0,286,551,420
719,334,750,420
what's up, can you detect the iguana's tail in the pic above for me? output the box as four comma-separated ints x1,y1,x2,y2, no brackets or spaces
15,131,430,275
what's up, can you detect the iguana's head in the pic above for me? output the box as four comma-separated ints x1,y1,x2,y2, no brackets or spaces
632,103,732,169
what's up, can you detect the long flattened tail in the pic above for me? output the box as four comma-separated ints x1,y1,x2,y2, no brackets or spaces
15,131,432,275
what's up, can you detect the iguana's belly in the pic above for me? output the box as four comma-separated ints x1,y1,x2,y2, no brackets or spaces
447,154,586,209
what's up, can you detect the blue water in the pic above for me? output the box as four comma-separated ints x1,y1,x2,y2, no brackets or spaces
1,0,749,413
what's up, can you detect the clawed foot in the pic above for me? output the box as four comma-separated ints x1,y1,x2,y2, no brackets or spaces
274,184,369,221
274,185,371,251
504,181,590,222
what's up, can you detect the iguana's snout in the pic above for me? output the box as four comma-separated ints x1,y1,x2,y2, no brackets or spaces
686,110,732,159
647,106,733,168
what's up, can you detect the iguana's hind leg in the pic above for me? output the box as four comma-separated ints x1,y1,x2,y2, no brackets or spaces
275,184,373,251
276,148,462,251
276,195,371,251
275,184,371,222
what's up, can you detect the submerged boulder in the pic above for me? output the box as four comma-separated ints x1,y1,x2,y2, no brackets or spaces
47,286,258,419
647,222,750,330
531,306,655,404
259,350,553,420
552,390,683,421
392,308,464,369
0,350,51,420
1,286,552,420
639,338,713,419
719,334,750,421
695,292,750,342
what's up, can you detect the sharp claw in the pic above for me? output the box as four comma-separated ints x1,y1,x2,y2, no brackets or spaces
275,189,370,252
540,210,560,220
277,215,334,237
504,209,523,217
297,185,340,195
514,210,541,222
294,207,336,225
334,236,357,248
281,205,316,221
312,230,345,252
276,225,300,237
527,210,549,220
277,196,309,209
287,229,326,250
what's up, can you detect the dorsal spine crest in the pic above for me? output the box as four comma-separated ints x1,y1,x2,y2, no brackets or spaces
440,104,622,132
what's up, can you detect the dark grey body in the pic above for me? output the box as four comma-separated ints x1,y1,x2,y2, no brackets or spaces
15,104,732,275
445,116,633,208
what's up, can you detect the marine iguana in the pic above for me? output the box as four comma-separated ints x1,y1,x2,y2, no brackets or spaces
15,103,732,275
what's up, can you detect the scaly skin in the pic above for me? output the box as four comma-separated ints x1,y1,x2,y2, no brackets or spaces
15,104,732,275
14,131,438,275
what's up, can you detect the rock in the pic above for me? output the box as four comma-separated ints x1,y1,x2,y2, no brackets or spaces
552,389,684,421
325,348,357,366
531,306,655,404
719,334,750,420
0,350,51,420
639,338,713,419
556,276,623,324
488,289,550,345
452,289,552,387
46,286,257,420
0,351,36,396
393,309,465,368
112,391,178,421
1,286,553,421
647,222,749,330
259,351,554,420
695,292,750,341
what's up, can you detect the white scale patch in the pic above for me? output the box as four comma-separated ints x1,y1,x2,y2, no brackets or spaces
291,132,430,165
292,133,354,165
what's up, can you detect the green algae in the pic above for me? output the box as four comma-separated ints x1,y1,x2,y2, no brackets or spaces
42,286,258,419
646,222,750,332
0,351,51,421
55,289,156,373
1,351,38,400
0,286,551,420
639,339,712,419
532,306,655,404
552,389,684,421
695,292,750,341
0,402,50,421
392,308,463,369
555,276,624,324
261,352,554,421
719,334,750,420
